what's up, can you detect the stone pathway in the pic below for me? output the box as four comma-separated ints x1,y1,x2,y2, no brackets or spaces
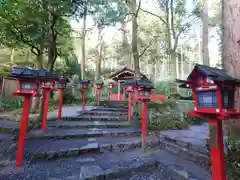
0,104,211,179
27,127,142,140
47,120,130,129
0,148,211,180
159,123,209,154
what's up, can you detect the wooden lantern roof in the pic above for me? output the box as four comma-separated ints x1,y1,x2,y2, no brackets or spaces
177,64,240,88
109,67,146,81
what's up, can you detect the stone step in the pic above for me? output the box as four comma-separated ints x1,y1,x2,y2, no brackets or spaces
0,133,17,166
0,120,20,135
26,127,142,140
47,120,131,129
93,107,128,112
63,114,127,121
0,148,211,180
24,136,160,160
82,110,127,116
158,137,210,168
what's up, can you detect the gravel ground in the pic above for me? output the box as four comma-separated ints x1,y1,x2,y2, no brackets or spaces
106,164,178,180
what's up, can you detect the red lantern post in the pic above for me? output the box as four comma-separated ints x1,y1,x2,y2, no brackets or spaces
41,79,55,132
108,82,115,100
95,80,104,106
79,80,90,112
178,64,240,180
11,67,40,167
137,86,152,152
57,76,69,120
126,85,134,121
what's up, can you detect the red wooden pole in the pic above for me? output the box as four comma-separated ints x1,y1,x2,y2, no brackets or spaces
133,89,137,108
42,91,49,132
57,88,63,120
209,119,226,180
109,88,112,100
128,92,132,121
97,88,100,105
142,101,147,151
123,88,125,100
16,95,31,167
82,89,86,112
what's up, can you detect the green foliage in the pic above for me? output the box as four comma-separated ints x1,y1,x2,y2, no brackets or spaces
89,0,128,28
226,137,240,179
54,53,81,76
148,99,206,130
0,0,80,69
0,100,23,111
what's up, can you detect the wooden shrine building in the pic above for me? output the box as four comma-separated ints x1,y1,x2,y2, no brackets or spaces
108,67,147,100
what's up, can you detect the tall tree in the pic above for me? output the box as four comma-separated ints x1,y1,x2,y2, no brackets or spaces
120,20,131,67
202,0,209,65
81,0,87,79
141,0,197,79
124,0,141,77
222,0,240,137
95,24,103,80
90,0,128,79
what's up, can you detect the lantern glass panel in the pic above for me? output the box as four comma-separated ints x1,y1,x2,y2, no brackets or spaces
21,82,33,91
222,91,234,109
197,90,218,108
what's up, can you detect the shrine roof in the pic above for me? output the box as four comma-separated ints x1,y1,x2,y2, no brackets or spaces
108,67,146,81
188,64,239,82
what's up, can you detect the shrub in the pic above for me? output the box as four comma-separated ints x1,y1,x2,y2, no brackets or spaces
226,138,240,179
0,100,23,112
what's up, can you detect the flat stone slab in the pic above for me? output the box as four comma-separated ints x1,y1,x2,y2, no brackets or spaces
93,107,128,112
47,106,98,120
47,121,130,129
160,123,209,154
0,148,210,180
24,136,160,159
65,114,127,121
83,111,127,116
0,120,20,134
0,132,16,165
26,127,142,140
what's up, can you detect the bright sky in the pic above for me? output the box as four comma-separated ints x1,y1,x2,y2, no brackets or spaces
70,0,220,66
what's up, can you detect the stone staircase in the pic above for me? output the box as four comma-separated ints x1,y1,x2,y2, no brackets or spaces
0,105,211,179
23,107,159,161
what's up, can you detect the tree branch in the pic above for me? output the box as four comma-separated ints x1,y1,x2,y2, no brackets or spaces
0,15,40,55
139,36,158,58
136,0,141,17
170,0,176,40
140,8,167,25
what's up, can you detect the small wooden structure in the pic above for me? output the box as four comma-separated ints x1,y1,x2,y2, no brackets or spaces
108,67,147,100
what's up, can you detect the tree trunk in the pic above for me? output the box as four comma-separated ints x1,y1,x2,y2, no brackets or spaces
81,2,87,79
10,48,14,63
131,0,140,78
31,51,43,114
170,51,177,79
95,26,103,80
222,0,240,137
121,21,131,67
202,0,210,65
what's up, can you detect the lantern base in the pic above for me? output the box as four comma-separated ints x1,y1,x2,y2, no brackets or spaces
41,86,54,91
189,110,240,120
12,91,39,97
138,97,151,102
